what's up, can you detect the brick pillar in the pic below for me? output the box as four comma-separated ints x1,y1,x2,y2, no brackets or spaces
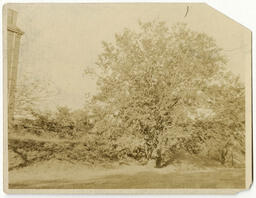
7,9,24,127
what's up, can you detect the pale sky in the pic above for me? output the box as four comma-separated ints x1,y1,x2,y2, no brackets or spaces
6,3,251,111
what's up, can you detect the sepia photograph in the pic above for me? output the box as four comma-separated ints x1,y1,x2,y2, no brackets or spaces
3,3,252,194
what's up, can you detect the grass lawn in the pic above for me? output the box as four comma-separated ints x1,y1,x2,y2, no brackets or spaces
9,167,245,189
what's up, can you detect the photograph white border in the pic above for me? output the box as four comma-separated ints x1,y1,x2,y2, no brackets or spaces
1,0,255,197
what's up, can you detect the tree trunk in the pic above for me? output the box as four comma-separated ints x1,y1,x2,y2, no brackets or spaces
155,148,162,168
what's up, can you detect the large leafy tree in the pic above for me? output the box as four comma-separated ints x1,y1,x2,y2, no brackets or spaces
88,21,243,164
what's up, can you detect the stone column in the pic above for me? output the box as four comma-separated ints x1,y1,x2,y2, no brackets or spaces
7,9,24,127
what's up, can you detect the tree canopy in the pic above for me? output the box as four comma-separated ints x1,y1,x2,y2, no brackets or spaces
87,21,244,163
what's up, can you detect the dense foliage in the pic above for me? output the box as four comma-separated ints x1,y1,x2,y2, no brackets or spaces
86,21,245,166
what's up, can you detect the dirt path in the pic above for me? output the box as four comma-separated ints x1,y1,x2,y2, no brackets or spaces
9,160,245,189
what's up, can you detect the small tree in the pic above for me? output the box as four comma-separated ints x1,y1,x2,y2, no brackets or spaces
14,73,56,119
199,72,245,165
